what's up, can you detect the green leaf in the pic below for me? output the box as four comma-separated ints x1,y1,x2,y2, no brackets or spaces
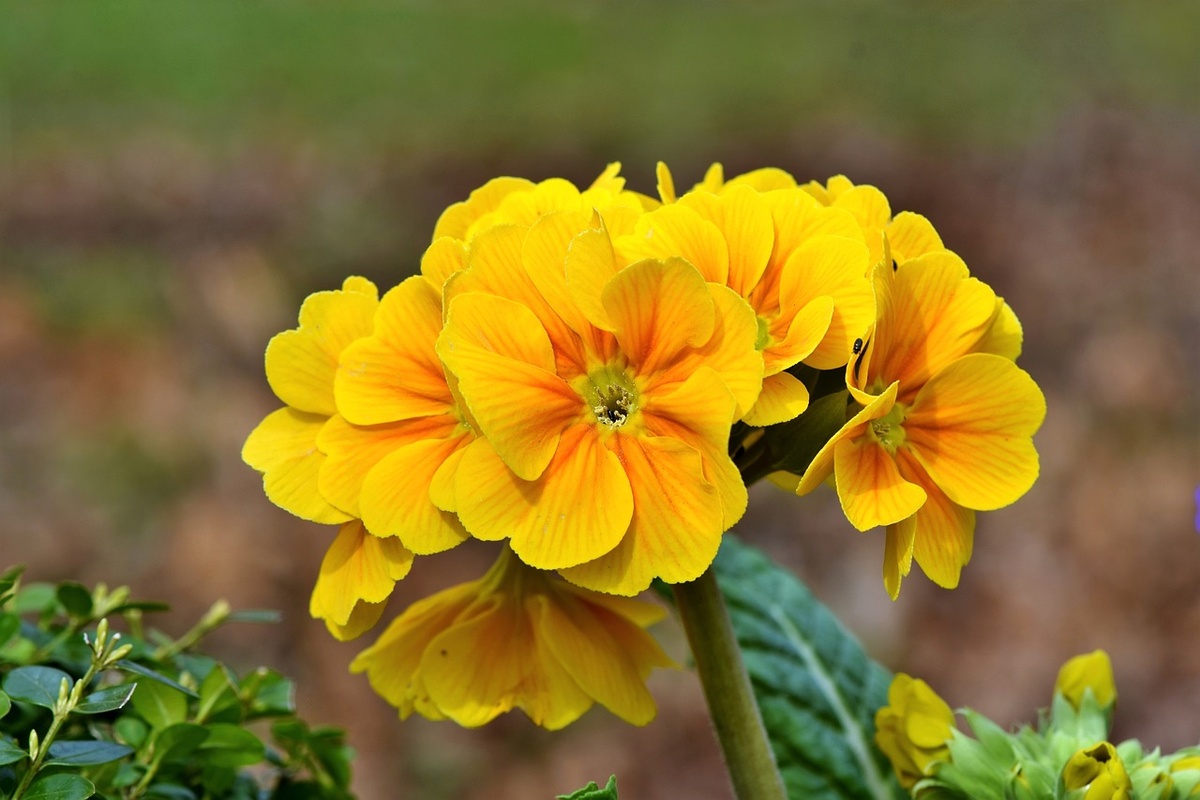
0,612,20,647
3,665,73,709
55,582,94,618
144,786,197,800
131,678,189,729
0,565,25,606
0,689,10,719
108,600,172,614
15,582,58,614
0,735,28,766
557,776,619,800
76,682,138,714
115,716,149,748
765,389,852,475
23,774,96,800
195,723,265,767
226,609,282,624
114,660,199,698
712,535,902,800
44,739,135,766
155,723,209,762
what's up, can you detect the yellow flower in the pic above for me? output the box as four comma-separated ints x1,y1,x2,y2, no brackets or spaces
352,546,675,730
874,674,956,789
797,255,1046,598
1063,742,1132,800
615,162,875,426
437,213,763,595
1056,650,1117,710
242,277,415,639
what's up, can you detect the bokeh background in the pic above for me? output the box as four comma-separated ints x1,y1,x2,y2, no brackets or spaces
3,3,1200,798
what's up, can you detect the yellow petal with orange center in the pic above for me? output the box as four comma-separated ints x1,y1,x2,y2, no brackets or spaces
560,435,722,595
336,277,451,425
764,295,834,375
904,353,1045,511
359,435,472,554
778,235,875,371
616,204,730,284
603,258,716,377
796,381,898,497
420,236,468,292
265,278,379,416
886,212,943,264
454,433,634,568
242,407,351,524
434,176,535,241
678,185,774,297
742,372,811,426
832,436,927,531
309,519,413,630
883,516,917,600
565,224,622,333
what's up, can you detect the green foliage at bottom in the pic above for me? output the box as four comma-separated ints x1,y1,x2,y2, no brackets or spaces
557,776,618,800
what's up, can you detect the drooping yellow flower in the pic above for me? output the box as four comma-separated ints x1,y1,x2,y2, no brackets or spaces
352,546,675,730
612,162,875,426
242,277,415,639
875,673,956,789
1056,650,1117,710
1063,742,1133,800
437,213,763,595
797,254,1046,598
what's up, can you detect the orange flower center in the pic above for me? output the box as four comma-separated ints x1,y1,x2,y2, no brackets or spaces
868,402,908,453
577,365,641,431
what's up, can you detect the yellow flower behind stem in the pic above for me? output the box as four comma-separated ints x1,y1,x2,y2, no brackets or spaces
352,546,675,730
1063,742,1133,800
875,673,956,789
1056,650,1117,710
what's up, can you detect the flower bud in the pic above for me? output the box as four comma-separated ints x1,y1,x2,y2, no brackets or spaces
874,674,956,788
1063,742,1132,800
1056,650,1116,710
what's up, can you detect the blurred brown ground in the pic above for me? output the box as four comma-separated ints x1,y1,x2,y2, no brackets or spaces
3,7,1200,798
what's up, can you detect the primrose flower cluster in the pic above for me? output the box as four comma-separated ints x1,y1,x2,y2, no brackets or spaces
244,161,1045,728
877,651,1200,800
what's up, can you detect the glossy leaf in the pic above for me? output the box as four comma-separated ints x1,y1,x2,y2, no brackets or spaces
55,582,94,618
23,774,96,800
0,735,28,766
114,660,199,698
45,739,135,766
195,723,266,767
131,678,188,729
3,665,72,709
0,612,20,647
0,689,10,719
76,682,138,714
155,723,209,761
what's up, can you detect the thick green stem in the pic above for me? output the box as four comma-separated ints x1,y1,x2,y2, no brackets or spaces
674,568,787,800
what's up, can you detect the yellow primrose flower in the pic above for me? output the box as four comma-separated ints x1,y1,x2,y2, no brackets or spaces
1063,742,1132,800
614,162,875,426
1056,650,1117,710
352,546,675,730
437,212,763,595
874,673,956,789
242,277,415,639
797,255,1046,598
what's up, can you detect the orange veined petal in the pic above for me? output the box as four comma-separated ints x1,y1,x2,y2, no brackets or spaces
603,258,716,378
242,407,351,524
523,209,601,338
421,236,468,293
882,515,917,601
977,298,1024,361
894,449,975,592
864,253,998,397
562,583,668,629
833,436,927,531
453,430,634,569
904,353,1045,511
428,441,469,512
832,184,891,264
560,434,723,595
317,412,459,518
886,212,944,265
565,223,623,333
325,599,389,642
741,371,811,427
615,203,730,285
763,295,834,376
677,184,774,298
265,277,379,416
335,276,451,425
359,435,473,554
433,176,535,241
310,519,414,634
487,177,584,230
438,293,582,481
796,381,898,497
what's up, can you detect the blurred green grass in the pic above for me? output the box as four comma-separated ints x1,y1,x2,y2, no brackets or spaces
5,1,1199,162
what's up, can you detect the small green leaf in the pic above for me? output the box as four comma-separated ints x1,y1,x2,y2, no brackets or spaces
712,536,903,800
115,660,199,698
0,689,10,719
76,682,138,714
131,678,189,729
195,723,265,767
0,612,20,647
155,723,209,761
23,773,96,800
115,716,149,748
226,609,281,624
109,600,171,614
557,776,619,800
0,735,28,766
3,665,73,709
15,582,58,614
766,389,852,475
143,785,197,800
56,582,94,618
244,669,295,716
45,739,135,766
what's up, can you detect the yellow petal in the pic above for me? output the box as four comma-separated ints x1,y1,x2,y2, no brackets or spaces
325,599,388,642
454,429,634,568
741,371,811,426
905,353,1045,511
725,166,796,192
796,381,898,497
309,520,413,629
560,435,722,595
696,162,724,193
603,258,716,377
359,436,472,554
977,299,1023,361
895,448,974,590
265,279,379,415
433,176,535,241
523,209,598,336
335,276,450,425
565,224,622,332
428,441,469,512
886,212,943,264
243,408,350,524
656,161,677,204
833,436,927,531
588,161,625,194
763,295,833,375
883,516,917,600
834,184,891,232
489,177,584,229
678,185,774,296
777,235,874,371
615,204,730,284
420,236,468,292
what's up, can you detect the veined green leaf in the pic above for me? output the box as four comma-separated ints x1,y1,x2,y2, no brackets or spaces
712,536,902,800
55,582,94,618
45,739,135,766
23,773,96,800
0,735,28,766
131,678,189,729
76,682,138,714
3,665,73,709
0,689,10,719
114,660,199,698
